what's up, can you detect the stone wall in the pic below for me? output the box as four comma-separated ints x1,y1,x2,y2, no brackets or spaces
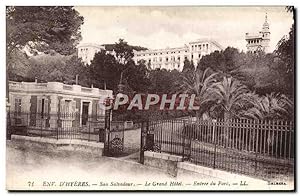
10,135,104,156
144,151,267,185
144,151,182,177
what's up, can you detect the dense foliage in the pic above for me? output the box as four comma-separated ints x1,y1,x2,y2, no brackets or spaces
6,7,294,122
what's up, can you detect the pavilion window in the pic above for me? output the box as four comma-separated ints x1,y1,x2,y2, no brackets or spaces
14,98,22,116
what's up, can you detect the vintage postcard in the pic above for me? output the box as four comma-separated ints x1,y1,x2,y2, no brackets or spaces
6,6,295,191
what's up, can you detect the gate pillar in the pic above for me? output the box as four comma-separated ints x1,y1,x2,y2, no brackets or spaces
140,121,148,164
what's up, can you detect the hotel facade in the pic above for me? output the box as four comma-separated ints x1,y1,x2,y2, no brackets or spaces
9,81,113,129
132,39,224,71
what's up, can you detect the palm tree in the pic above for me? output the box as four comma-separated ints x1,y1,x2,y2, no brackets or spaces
241,92,293,120
210,76,250,121
207,77,250,146
177,68,218,118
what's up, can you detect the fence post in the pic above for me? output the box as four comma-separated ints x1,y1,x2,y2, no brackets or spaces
6,110,11,140
212,119,217,169
182,121,186,160
254,120,259,174
88,117,91,142
122,123,125,152
140,121,146,164
56,113,58,140
98,128,101,143
40,114,43,138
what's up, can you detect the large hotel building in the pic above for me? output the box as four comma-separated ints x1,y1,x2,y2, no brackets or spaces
77,14,269,70
133,39,223,71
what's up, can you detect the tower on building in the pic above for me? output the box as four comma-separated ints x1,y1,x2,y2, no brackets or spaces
245,13,271,53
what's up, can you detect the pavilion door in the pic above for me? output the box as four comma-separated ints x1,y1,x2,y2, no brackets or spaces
82,102,89,126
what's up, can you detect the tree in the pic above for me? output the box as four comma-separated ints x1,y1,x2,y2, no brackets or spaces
210,77,250,121
27,53,88,85
177,68,218,118
62,56,90,86
197,47,242,76
241,92,293,121
6,6,84,89
148,69,177,94
89,39,151,96
273,23,294,96
182,59,195,73
6,6,84,56
7,49,31,81
113,39,134,65
124,60,151,93
89,51,121,91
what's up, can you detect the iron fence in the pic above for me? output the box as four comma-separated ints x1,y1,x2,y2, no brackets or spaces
8,112,107,142
8,111,143,157
145,118,294,181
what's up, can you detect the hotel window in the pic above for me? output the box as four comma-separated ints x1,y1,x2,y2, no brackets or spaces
37,98,49,118
97,103,105,120
178,56,180,61
60,100,76,119
192,45,194,50
191,54,193,59
206,44,208,49
159,57,162,62
65,100,71,113
166,57,168,62
199,54,201,58
15,98,22,116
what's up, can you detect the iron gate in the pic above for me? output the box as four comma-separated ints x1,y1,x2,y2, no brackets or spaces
103,109,125,156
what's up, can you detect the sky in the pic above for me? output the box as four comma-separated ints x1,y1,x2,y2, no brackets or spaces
75,6,294,52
